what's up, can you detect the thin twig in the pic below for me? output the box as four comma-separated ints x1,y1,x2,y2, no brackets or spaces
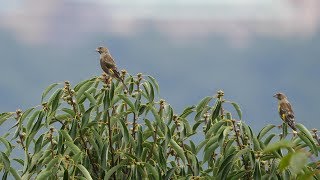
107,112,116,180
66,84,99,177
175,119,195,176
232,120,251,180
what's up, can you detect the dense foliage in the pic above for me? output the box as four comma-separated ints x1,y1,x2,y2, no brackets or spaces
0,72,319,179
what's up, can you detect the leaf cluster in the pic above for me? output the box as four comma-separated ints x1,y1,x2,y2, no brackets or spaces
0,73,319,179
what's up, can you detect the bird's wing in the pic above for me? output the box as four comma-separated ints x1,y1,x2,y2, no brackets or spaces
101,53,117,69
279,101,294,118
279,100,296,130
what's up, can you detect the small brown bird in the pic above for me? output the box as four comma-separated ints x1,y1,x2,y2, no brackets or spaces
96,46,128,91
273,92,297,131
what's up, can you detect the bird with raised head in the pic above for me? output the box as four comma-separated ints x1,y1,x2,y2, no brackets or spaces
273,92,297,131
96,46,128,91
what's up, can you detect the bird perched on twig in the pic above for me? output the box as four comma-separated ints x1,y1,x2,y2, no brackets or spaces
273,92,297,131
96,46,128,91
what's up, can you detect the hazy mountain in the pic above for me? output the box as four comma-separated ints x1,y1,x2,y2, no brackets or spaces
0,28,320,132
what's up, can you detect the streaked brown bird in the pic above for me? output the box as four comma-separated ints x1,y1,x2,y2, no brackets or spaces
96,46,128,91
273,92,297,131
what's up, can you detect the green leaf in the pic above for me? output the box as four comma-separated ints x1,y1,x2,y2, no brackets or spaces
76,80,95,101
104,162,126,180
81,106,94,128
34,134,44,154
297,171,314,180
164,168,176,180
46,156,60,170
0,152,10,171
279,151,308,175
196,96,213,113
77,165,93,180
36,170,52,180
0,137,12,155
229,170,246,180
230,102,242,120
206,121,226,138
69,119,78,139
253,161,262,180
60,130,73,142
20,108,35,124
264,133,276,145
145,163,160,179
297,132,318,156
78,87,96,104
279,153,292,171
138,104,146,116
0,112,14,126
217,152,235,176
195,106,210,122
211,100,222,121
144,119,155,132
142,81,155,102
192,121,204,132
48,88,63,113
252,136,262,151
31,111,45,134
109,81,115,101
263,140,292,153
55,114,72,121
101,144,108,171
149,106,164,131
180,106,195,118
203,142,219,163
258,124,276,140
26,110,41,133
147,75,160,94
118,119,130,143
63,169,69,180
148,81,155,102
61,108,75,117
41,83,59,102
296,123,314,143
196,139,208,153
118,94,135,111
74,78,95,92
9,167,21,180
170,139,186,163
65,141,81,155
84,91,97,106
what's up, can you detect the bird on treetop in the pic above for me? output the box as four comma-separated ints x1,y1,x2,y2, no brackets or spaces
273,92,297,131
96,46,128,91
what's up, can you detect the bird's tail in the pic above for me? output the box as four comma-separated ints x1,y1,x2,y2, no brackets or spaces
113,69,129,92
286,117,297,131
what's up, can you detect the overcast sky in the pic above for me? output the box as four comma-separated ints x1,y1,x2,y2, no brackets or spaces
0,0,319,132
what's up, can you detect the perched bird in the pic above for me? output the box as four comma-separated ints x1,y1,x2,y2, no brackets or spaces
96,46,128,91
273,93,297,131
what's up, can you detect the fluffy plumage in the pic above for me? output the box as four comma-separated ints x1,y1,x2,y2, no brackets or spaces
273,93,297,131
96,46,128,91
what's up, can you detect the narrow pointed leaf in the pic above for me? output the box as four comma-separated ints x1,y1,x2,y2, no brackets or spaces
65,141,81,155
41,83,59,102
258,124,276,139
170,139,186,163
118,94,135,111
77,165,93,180
147,75,160,94
230,102,242,120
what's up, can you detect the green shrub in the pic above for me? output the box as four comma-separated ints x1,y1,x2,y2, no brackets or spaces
0,72,319,179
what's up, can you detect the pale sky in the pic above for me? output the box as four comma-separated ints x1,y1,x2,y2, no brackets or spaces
0,0,318,45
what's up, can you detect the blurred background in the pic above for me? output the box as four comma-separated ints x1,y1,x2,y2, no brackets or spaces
0,0,320,132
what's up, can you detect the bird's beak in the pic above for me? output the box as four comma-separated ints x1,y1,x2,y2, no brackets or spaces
273,94,277,98
95,48,99,52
